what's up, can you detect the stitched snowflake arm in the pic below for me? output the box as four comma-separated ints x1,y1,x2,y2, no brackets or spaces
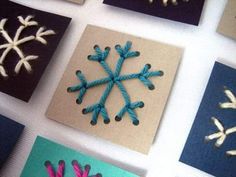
82,81,114,125
205,117,236,147
45,160,65,177
149,0,189,6
68,41,163,125
72,160,102,177
0,15,55,77
219,88,236,109
45,160,102,177
227,150,236,156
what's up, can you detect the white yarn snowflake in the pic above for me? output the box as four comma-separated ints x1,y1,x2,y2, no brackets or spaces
0,15,55,78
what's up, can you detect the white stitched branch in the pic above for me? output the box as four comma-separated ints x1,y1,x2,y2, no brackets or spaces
149,0,189,6
0,15,55,77
227,150,236,156
15,55,38,74
205,117,236,147
36,27,55,44
220,88,236,109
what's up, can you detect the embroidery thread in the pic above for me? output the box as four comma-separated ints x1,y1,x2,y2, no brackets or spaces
44,160,102,177
148,0,189,6
205,88,236,157
67,41,164,126
219,88,236,109
0,15,55,78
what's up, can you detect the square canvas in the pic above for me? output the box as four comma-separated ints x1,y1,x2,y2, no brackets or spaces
46,25,183,154
66,0,85,5
103,0,205,25
0,1,71,101
180,62,236,177
20,136,140,177
0,114,24,168
217,0,236,40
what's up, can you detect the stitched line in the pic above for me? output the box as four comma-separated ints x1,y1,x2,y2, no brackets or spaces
45,160,65,177
148,0,189,6
45,160,102,177
0,15,55,78
205,117,236,156
68,41,164,126
219,88,236,109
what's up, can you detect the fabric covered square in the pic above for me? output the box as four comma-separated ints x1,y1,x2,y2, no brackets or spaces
0,114,24,168
180,62,236,177
0,1,71,101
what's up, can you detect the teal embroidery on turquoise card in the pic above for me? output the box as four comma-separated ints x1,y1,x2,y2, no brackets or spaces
67,41,164,126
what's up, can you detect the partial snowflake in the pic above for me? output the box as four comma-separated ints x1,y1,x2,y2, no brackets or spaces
148,0,189,6
0,15,55,78
68,41,164,126
45,160,102,177
219,88,236,109
205,88,236,157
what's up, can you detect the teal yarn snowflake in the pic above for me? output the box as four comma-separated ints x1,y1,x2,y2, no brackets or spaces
67,41,164,126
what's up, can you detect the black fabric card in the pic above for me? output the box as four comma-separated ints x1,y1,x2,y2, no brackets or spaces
0,114,24,168
103,0,205,25
0,1,71,101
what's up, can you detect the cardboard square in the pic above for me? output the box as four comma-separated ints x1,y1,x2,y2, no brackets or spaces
180,62,236,177
103,0,205,26
217,0,236,40
66,0,85,5
20,136,140,177
0,1,71,101
46,25,183,154
0,114,24,168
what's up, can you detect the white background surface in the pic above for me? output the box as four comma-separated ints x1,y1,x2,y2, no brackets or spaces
0,0,236,177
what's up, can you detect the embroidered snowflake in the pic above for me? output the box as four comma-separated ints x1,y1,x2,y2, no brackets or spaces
205,88,236,156
148,0,189,6
68,41,164,126
45,160,102,177
0,15,55,78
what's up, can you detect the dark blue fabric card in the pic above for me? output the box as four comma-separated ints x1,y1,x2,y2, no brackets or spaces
180,62,236,177
0,114,24,168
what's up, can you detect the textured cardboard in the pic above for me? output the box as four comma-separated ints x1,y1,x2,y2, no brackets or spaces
46,25,183,154
66,0,85,5
217,0,236,40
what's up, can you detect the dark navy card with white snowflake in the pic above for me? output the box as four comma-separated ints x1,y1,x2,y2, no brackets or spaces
103,0,205,25
0,1,71,101
0,114,24,168
180,62,236,177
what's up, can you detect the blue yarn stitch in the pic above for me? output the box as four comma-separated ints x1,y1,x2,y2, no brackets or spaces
67,41,164,126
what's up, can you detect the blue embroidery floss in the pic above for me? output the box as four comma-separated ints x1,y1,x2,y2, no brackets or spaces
68,41,164,126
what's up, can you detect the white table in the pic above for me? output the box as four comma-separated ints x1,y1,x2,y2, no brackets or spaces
0,0,235,177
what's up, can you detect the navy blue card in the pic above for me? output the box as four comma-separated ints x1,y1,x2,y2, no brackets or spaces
0,114,24,168
180,62,236,177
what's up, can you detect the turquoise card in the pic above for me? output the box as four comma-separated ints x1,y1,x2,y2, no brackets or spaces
20,136,139,177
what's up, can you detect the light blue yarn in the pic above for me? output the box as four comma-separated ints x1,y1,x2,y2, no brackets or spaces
68,41,164,125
